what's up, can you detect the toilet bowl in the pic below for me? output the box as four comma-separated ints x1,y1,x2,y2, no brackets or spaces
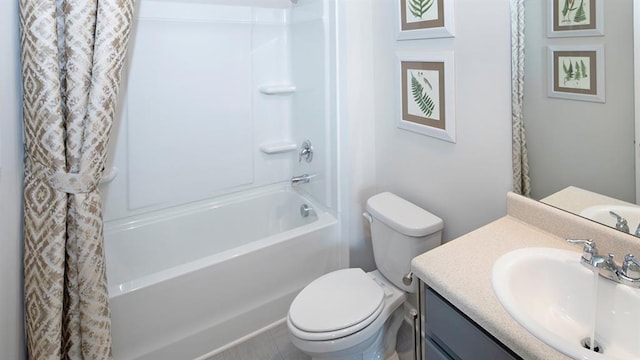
287,192,443,360
288,269,405,359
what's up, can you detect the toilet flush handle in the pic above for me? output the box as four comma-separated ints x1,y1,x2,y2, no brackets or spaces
402,272,413,286
362,212,373,224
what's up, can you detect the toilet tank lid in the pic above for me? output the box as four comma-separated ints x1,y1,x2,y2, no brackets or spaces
366,192,443,237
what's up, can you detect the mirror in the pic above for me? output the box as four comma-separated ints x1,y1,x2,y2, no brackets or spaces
515,0,638,234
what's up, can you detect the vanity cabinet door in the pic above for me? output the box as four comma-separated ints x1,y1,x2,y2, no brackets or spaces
425,337,454,360
425,288,521,360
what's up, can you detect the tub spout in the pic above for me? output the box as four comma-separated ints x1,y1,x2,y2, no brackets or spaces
291,174,311,186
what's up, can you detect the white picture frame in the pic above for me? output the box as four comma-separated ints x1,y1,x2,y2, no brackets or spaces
547,0,604,38
396,50,456,142
396,0,455,40
547,44,605,103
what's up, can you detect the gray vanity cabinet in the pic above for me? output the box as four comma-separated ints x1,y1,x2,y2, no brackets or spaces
424,287,522,360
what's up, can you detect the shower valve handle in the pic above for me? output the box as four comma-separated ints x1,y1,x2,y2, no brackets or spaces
299,139,313,163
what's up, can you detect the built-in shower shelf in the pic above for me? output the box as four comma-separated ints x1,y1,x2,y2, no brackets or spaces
259,85,297,95
260,142,297,154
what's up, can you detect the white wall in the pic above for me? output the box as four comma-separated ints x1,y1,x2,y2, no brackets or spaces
338,1,379,270
291,0,334,207
0,0,25,358
370,0,514,243
103,2,303,221
338,0,514,268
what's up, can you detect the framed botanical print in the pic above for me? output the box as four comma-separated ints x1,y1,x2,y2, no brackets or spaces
548,0,604,37
547,45,605,103
397,0,455,40
396,50,455,142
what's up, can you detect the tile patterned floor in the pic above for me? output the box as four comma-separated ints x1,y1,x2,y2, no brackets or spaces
205,321,415,360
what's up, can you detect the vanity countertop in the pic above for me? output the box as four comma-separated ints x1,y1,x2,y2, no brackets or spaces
411,192,640,360
540,185,636,215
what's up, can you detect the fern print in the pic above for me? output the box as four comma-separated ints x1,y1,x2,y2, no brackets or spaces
408,0,435,19
574,61,582,81
560,57,589,87
579,59,588,78
562,61,574,85
574,0,587,23
411,72,435,117
561,0,576,19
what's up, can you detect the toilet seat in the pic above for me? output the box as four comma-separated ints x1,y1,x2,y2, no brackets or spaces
288,268,385,341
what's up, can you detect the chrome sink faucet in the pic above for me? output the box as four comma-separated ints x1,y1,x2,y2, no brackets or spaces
566,239,640,288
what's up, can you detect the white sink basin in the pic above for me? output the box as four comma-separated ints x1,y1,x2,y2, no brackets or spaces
579,205,640,234
492,248,640,359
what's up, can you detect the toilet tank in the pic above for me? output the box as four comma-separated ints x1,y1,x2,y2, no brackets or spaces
366,192,443,293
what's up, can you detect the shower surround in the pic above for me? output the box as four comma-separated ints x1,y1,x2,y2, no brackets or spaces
100,0,339,358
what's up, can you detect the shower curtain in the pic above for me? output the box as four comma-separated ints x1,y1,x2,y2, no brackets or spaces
20,0,133,358
511,0,531,197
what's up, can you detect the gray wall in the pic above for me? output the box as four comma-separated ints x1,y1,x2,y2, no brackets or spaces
0,0,25,358
371,0,514,244
340,0,515,270
524,0,635,202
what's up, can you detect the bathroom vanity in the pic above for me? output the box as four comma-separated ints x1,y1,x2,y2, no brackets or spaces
424,287,520,360
411,192,640,360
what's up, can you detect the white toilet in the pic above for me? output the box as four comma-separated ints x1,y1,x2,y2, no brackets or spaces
287,192,443,360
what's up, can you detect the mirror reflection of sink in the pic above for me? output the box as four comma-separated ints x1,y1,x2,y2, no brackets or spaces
492,248,640,360
579,205,640,234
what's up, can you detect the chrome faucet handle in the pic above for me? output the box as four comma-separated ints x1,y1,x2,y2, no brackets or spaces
299,139,313,163
635,223,640,237
566,239,597,262
588,253,623,282
609,211,630,233
604,253,619,270
566,238,594,246
622,254,640,280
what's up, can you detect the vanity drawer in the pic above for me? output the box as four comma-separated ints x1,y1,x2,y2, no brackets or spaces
425,288,521,360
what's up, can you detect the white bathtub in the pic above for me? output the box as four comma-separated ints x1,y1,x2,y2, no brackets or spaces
104,186,339,360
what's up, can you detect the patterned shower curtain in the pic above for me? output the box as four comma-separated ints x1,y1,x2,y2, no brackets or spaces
20,0,134,358
511,0,531,197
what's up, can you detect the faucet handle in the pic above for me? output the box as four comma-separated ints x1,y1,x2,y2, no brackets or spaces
566,239,597,262
566,238,594,246
622,254,640,279
609,211,630,233
605,253,617,267
299,139,313,163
